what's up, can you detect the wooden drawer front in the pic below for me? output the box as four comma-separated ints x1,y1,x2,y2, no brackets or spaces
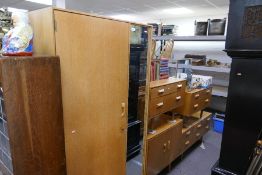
149,97,164,118
190,102,202,114
200,88,212,100
150,81,186,99
150,85,170,99
202,116,211,134
182,128,194,152
165,93,184,111
166,81,186,94
191,91,202,104
147,129,172,175
170,122,183,161
202,97,211,109
194,123,204,142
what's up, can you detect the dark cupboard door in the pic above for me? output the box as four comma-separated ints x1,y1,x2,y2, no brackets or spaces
219,58,262,174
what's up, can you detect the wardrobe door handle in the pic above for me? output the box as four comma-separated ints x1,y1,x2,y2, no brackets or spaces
167,140,171,150
121,103,126,117
194,104,199,109
163,143,167,153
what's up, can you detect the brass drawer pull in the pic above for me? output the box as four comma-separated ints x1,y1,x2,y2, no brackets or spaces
158,89,165,93
195,94,200,98
196,133,201,137
177,84,183,88
206,126,210,129
206,89,211,94
194,104,199,109
186,131,191,135
205,99,209,103
185,141,190,145
176,96,181,101
157,102,164,107
163,143,167,152
197,124,202,128
207,118,211,121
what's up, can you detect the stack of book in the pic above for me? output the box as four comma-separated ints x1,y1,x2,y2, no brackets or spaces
151,58,169,81
159,59,169,80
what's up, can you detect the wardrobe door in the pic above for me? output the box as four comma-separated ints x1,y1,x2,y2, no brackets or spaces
54,10,129,175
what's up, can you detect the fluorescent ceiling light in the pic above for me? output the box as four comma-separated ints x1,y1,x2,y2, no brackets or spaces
26,0,52,5
110,14,138,21
7,7,28,13
163,7,193,15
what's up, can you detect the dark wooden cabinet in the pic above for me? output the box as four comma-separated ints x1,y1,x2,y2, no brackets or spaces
212,1,262,175
0,56,66,175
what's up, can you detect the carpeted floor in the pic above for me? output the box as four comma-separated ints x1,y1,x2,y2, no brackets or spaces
126,130,222,175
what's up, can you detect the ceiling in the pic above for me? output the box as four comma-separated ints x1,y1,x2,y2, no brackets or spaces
0,0,229,22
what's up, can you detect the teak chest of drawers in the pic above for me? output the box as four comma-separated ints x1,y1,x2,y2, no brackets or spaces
149,78,186,119
175,88,212,117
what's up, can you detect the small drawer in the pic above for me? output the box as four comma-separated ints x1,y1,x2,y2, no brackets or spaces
202,97,211,109
200,88,212,99
191,103,201,113
149,97,165,118
165,93,184,111
150,86,169,99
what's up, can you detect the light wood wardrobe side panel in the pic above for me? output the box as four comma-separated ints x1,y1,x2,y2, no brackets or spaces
29,8,56,55
54,10,129,175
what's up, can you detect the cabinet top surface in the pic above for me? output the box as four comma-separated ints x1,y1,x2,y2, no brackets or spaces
147,117,183,140
150,77,186,88
182,111,212,133
30,7,151,27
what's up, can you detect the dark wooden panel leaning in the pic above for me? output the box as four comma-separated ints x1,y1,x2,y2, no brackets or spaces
0,56,67,175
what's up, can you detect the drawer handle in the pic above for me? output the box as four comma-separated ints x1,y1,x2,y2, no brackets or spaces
157,102,164,107
195,94,200,99
185,141,190,145
167,140,171,150
207,118,211,121
186,131,191,135
205,99,209,103
206,126,210,129
194,104,199,109
176,96,182,101
158,89,165,93
196,133,201,137
206,89,211,94
163,143,167,152
177,84,183,88
197,124,202,128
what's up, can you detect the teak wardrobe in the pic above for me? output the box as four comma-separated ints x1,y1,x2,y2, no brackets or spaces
29,8,152,175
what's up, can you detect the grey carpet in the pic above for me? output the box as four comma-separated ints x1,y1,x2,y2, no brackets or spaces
126,130,222,175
